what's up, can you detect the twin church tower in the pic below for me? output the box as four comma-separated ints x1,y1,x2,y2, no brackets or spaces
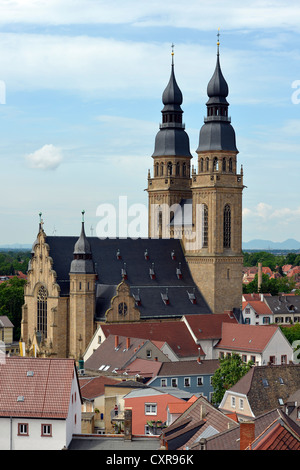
148,42,244,314
21,39,244,360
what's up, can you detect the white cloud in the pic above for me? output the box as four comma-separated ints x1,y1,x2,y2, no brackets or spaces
0,1,300,32
25,144,63,170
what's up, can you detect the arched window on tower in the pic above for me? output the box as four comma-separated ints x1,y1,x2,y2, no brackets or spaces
160,162,164,176
202,204,208,248
206,158,209,172
213,157,218,171
200,158,204,172
222,157,226,172
155,162,159,177
182,162,187,177
176,162,180,176
229,158,233,173
37,285,47,339
167,161,173,176
223,204,231,249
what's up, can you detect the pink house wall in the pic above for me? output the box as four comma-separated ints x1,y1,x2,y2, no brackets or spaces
124,393,185,435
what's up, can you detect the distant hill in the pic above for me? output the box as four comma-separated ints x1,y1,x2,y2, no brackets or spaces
243,238,300,250
0,244,31,250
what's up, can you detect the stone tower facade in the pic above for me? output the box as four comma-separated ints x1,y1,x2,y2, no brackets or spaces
185,46,244,314
21,213,96,360
148,45,244,314
147,52,193,239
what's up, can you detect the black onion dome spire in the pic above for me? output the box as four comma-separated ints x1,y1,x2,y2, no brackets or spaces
70,211,95,274
152,45,192,158
197,32,238,153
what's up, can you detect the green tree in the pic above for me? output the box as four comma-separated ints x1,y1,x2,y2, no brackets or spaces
0,277,26,340
211,353,253,405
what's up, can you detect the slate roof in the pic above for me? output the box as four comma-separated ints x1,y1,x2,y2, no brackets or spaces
154,359,220,377
228,363,300,417
0,356,79,419
45,236,211,320
100,318,205,359
264,295,300,316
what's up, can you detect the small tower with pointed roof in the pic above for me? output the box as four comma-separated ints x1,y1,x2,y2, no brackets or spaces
185,31,244,314
69,211,96,360
147,45,193,239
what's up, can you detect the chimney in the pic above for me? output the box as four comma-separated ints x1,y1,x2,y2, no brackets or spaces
126,337,130,349
115,335,119,349
258,262,262,292
240,421,255,450
200,404,206,419
124,408,132,440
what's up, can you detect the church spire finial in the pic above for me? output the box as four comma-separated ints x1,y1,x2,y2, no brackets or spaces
171,43,174,66
217,28,220,56
81,210,85,223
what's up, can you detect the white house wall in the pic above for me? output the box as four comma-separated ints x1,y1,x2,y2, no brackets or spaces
0,417,67,450
261,328,294,365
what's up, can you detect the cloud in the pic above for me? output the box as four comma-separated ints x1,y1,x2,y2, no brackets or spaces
25,144,63,170
0,1,300,32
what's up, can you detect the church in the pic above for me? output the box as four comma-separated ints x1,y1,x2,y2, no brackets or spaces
21,41,244,360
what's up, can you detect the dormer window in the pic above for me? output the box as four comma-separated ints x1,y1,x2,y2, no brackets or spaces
149,263,155,280
176,263,182,279
133,291,141,306
188,290,196,304
161,289,169,305
121,263,127,280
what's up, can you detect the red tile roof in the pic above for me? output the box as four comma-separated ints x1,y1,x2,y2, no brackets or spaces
79,375,120,399
215,323,278,353
249,420,300,450
242,300,273,316
0,357,78,419
183,313,237,340
100,320,204,358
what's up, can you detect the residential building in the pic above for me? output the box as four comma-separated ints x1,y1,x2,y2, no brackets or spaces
242,293,300,325
0,357,81,450
103,380,149,434
190,408,300,450
86,312,238,363
242,300,273,325
218,363,300,420
123,387,186,436
215,323,294,366
79,375,120,433
0,315,19,356
160,394,239,450
147,359,219,402
89,319,206,362
84,334,171,374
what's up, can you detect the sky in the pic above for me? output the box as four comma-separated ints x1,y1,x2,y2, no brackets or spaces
1,0,300,246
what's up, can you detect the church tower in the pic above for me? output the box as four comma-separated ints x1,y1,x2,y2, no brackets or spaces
69,211,96,360
147,47,193,239
185,36,244,314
